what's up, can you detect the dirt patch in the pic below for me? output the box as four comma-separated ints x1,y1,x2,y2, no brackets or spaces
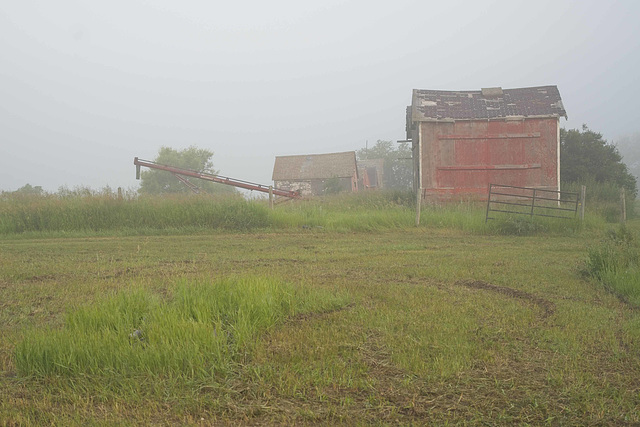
100,266,145,280
286,303,355,324
457,280,555,319
24,274,59,283
358,330,406,379
158,259,197,266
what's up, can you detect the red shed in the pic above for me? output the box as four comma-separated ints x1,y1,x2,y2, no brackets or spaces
407,86,567,200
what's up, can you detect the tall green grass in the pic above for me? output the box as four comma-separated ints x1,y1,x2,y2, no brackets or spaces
0,192,269,234
15,276,349,378
0,188,616,236
270,192,415,231
585,226,640,306
563,179,636,222
0,190,419,235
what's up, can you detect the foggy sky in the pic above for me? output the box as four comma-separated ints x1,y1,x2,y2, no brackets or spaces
1,0,639,192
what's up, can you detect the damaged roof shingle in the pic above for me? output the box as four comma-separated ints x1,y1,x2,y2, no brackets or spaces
411,85,567,122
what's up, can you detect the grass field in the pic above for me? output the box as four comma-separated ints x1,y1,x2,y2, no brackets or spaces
2,204,640,425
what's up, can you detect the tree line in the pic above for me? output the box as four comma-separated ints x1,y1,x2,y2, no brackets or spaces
8,125,636,197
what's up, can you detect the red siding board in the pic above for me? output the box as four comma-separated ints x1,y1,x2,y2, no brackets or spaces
421,118,558,199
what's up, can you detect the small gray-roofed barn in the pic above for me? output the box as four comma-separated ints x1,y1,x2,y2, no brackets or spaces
272,151,359,196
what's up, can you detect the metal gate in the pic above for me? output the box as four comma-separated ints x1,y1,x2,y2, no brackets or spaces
485,184,580,222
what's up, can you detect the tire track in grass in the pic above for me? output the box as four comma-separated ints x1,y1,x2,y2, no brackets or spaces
457,280,555,319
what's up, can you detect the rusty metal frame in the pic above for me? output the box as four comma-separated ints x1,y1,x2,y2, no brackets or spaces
172,173,200,194
485,183,580,222
134,157,300,199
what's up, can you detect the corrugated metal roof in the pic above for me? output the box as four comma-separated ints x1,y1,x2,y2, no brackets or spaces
272,151,357,181
411,85,567,122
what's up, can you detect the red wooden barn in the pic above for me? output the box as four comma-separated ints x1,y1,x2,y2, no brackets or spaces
407,86,567,200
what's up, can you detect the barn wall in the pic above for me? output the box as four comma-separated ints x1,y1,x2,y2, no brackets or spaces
275,176,355,197
419,118,559,199
275,180,313,196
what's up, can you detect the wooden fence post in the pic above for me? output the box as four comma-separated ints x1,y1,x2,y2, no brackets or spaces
580,185,586,221
621,187,626,223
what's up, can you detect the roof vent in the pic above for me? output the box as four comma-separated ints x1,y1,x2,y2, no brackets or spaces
481,87,503,98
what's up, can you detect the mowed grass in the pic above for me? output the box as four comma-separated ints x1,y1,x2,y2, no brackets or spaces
2,225,640,425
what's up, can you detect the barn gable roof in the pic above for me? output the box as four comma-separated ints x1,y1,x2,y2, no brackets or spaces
272,151,358,181
411,85,567,122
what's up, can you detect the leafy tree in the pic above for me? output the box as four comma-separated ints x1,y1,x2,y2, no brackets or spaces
357,140,412,190
561,126,637,196
139,146,235,195
14,184,45,195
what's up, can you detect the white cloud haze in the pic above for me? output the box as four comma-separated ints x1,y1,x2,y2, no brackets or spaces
1,0,639,191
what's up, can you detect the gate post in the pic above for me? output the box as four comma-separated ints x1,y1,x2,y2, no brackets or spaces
415,187,422,226
485,184,492,223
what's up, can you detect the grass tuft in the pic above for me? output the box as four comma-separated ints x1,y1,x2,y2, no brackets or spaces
585,225,640,306
14,276,350,379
